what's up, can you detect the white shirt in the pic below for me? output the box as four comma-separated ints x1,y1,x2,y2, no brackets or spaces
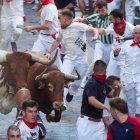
105,22,134,49
15,120,40,140
58,22,88,61
40,3,59,35
1,0,24,21
116,40,140,84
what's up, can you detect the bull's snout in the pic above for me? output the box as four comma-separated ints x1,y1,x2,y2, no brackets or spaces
53,102,65,111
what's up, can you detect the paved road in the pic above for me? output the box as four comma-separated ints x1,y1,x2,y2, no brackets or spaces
0,3,87,140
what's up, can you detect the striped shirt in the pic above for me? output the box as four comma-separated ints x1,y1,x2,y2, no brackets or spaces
86,13,113,44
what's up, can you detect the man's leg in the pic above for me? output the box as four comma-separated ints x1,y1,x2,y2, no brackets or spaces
60,59,75,106
0,21,12,50
11,16,23,52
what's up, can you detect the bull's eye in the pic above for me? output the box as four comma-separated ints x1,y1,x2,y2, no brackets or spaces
48,83,54,92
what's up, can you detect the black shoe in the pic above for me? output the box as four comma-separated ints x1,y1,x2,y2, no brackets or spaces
66,93,73,102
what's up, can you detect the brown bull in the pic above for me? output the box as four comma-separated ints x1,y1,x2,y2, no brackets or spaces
0,50,56,114
27,63,80,122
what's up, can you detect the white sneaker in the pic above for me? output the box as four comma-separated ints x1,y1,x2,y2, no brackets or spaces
32,4,38,10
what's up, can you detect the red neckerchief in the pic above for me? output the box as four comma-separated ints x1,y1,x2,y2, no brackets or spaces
130,40,140,48
23,119,38,129
90,73,106,83
39,0,54,9
113,19,126,36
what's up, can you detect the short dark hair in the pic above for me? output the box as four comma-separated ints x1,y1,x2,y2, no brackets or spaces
22,100,38,111
60,9,74,19
94,60,107,73
7,125,20,135
96,0,107,9
106,75,120,86
109,97,128,114
110,9,123,20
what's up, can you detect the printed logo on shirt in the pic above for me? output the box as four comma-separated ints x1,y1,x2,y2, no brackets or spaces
75,37,86,52
27,132,38,140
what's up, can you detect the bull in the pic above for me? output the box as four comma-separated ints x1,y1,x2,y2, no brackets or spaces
0,50,56,114
27,63,80,122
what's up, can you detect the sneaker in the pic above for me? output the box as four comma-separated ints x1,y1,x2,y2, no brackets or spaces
32,4,38,10
66,93,73,102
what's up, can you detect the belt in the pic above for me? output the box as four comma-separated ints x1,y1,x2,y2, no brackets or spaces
80,115,101,122
40,33,62,49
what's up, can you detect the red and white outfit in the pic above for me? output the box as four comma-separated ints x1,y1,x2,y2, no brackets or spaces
105,20,134,78
15,118,46,140
0,0,24,51
114,40,140,116
58,22,89,106
32,0,61,68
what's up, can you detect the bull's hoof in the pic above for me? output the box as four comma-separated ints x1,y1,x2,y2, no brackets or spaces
46,114,55,122
46,114,60,122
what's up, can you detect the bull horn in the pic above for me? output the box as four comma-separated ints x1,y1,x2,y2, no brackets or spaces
64,70,81,80
0,50,9,63
25,50,58,65
35,73,50,81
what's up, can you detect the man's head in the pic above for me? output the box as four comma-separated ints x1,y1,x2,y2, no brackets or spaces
96,0,108,17
7,125,21,140
22,100,38,123
59,9,74,29
133,25,140,42
106,76,121,97
93,60,107,74
109,9,123,25
109,97,128,121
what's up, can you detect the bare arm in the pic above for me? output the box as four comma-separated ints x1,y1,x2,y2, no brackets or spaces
103,116,110,128
24,20,52,32
64,3,74,9
88,96,110,111
86,26,99,41
49,38,61,53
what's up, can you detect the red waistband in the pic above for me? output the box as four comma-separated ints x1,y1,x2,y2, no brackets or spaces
80,115,101,122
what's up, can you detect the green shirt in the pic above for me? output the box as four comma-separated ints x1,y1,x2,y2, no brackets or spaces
86,13,113,44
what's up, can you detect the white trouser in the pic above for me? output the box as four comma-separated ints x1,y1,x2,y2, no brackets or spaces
86,40,112,76
0,17,23,50
32,34,62,69
125,0,135,24
77,117,105,140
123,82,140,116
107,51,121,77
61,58,88,104
136,96,140,114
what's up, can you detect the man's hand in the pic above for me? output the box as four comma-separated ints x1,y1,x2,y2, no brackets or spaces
91,36,98,41
24,26,34,32
115,34,125,41
104,105,110,112
113,48,121,57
